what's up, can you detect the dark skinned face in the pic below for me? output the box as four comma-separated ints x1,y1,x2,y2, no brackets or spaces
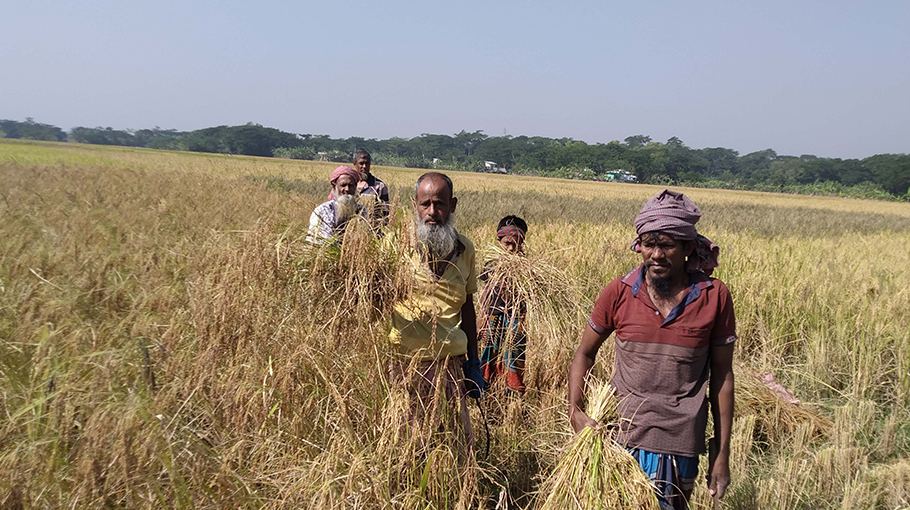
498,235,522,253
414,177,456,225
639,232,695,283
353,157,371,176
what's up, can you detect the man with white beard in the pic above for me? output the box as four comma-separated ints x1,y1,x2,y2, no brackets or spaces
306,165,365,243
388,172,488,455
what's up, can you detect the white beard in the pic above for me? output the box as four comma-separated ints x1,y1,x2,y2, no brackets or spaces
335,193,359,225
415,211,458,261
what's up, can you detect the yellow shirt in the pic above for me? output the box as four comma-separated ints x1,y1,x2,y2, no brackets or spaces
390,233,478,360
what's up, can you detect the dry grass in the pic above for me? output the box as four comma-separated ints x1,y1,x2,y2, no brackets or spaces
477,248,589,393
1,140,909,509
735,368,833,444
535,381,659,510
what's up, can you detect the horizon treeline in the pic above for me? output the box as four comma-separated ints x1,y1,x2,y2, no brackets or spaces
2,117,908,200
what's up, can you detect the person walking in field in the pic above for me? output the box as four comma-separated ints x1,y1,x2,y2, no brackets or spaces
388,172,488,454
350,148,390,221
479,216,529,393
306,165,366,243
326,149,389,217
568,190,736,510
351,148,389,204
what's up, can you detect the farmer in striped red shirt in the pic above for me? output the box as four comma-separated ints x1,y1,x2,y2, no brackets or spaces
568,189,736,510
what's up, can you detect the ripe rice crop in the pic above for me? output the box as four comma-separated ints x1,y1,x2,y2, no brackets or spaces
1,139,908,509
477,248,587,392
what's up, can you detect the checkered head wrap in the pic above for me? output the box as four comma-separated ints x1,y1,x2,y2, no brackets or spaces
630,189,720,275
497,224,525,240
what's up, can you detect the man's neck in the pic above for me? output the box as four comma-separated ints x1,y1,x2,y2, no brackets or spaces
426,244,459,278
645,271,690,315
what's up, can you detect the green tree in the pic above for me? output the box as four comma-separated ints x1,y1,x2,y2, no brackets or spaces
699,147,739,178
70,126,138,146
453,130,487,156
1,118,66,141
862,154,910,196
624,135,651,148
737,149,778,182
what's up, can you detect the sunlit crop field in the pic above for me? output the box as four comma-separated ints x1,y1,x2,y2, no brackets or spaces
1,139,908,509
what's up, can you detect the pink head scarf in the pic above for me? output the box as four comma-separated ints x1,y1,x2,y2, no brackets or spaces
630,189,720,275
330,165,361,185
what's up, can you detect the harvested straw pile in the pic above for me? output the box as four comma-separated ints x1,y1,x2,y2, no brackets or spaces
536,381,659,510
478,248,588,391
736,366,832,443
294,211,415,323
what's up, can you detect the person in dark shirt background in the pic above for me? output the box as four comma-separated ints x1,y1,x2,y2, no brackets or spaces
326,149,390,222
352,148,390,221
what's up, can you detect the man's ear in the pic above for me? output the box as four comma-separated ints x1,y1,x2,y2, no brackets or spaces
451,196,458,212
683,240,696,257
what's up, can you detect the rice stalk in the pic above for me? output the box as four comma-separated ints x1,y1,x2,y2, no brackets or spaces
477,248,589,392
735,367,833,445
535,381,658,510
2,143,908,508
293,208,416,327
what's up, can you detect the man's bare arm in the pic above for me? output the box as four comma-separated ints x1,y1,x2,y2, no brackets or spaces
568,324,610,432
708,343,735,499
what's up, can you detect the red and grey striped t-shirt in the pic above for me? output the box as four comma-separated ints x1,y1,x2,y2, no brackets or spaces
589,265,736,456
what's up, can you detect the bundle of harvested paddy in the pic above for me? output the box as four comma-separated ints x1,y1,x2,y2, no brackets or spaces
536,381,659,510
735,366,832,444
478,248,589,391
293,211,416,323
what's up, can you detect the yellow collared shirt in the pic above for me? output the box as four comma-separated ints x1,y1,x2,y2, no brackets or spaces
390,233,478,360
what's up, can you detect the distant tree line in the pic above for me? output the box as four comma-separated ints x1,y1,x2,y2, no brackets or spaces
0,118,66,142
2,118,908,200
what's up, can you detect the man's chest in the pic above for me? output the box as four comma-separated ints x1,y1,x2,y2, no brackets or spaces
411,265,468,308
613,294,718,349
359,181,384,196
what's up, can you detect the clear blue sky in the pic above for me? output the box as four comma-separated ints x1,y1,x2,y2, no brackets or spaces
2,0,908,159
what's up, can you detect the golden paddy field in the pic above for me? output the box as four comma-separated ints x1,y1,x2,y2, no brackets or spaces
1,139,908,509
